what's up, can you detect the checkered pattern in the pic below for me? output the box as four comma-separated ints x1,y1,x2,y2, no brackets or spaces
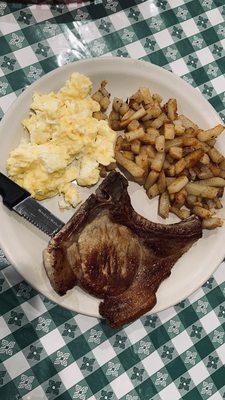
0,1,225,399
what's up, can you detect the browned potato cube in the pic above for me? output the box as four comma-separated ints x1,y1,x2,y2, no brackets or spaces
169,146,183,160
164,123,175,139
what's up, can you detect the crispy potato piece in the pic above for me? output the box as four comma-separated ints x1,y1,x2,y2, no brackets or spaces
208,147,224,164
93,111,108,121
167,165,176,177
144,170,159,190
123,151,135,161
200,154,210,165
147,183,159,199
182,137,198,147
186,182,219,199
131,139,141,154
165,138,183,150
121,109,135,121
167,99,177,121
193,206,213,219
163,159,171,170
119,102,130,116
175,158,186,175
135,153,149,171
174,125,185,135
168,176,188,194
209,163,221,176
121,139,131,151
197,166,214,179
185,149,204,168
145,128,160,144
152,93,163,104
169,146,183,160
127,120,140,131
202,218,223,229
178,115,198,129
115,152,144,177
139,87,153,105
214,198,223,209
158,171,167,194
141,104,162,121
151,152,165,172
109,110,120,121
159,191,170,219
218,187,224,198
174,188,187,208
112,97,123,112
186,195,197,206
207,139,216,147
100,97,110,111
197,124,224,142
151,113,167,129
121,107,146,127
219,170,225,179
115,136,123,151
129,100,141,111
188,168,197,181
170,206,190,220
219,159,225,170
125,127,145,142
110,120,121,130
141,144,156,159
164,123,175,139
155,135,165,153
195,177,225,187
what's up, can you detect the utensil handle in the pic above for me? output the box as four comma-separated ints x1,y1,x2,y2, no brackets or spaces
0,173,30,209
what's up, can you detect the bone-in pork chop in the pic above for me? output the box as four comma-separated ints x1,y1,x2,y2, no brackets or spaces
43,172,202,328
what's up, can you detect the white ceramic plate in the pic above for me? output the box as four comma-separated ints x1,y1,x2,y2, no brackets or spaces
0,57,225,318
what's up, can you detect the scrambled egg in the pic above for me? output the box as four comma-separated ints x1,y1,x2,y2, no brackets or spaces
7,73,116,208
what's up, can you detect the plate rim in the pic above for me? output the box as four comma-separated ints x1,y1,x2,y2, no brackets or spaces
0,56,224,317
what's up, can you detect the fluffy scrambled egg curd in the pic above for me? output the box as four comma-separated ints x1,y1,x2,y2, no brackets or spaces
7,73,116,209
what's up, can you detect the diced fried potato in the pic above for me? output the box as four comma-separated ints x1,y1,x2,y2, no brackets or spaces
141,104,162,121
174,125,185,135
167,165,176,177
144,170,159,190
186,182,219,199
214,198,223,209
92,90,103,103
145,128,160,144
125,127,145,142
123,151,135,161
209,163,221,176
115,152,144,177
174,188,187,208
200,154,210,165
207,139,216,147
165,138,183,150
164,123,175,139
185,149,204,168
185,127,198,138
151,152,165,172
139,87,153,105
142,120,153,129
169,146,183,160
121,139,131,151
112,97,123,112
155,135,165,153
130,90,143,104
188,168,197,181
158,171,167,194
147,183,159,199
170,206,190,220
159,191,170,219
182,137,198,147
208,147,224,164
121,109,135,121
129,100,140,111
152,93,163,104
218,187,224,198
219,159,225,170
93,111,108,121
131,139,141,154
127,120,140,131
202,218,223,229
175,158,186,175
195,177,225,187
135,153,149,171
163,159,171,170
109,110,120,121
219,170,225,179
197,166,214,179
115,136,123,151
167,99,177,121
151,113,167,129
178,115,198,129
119,102,130,116
120,107,147,127
197,124,224,142
110,120,121,130
168,175,188,194
100,96,110,111
186,194,197,206
141,144,156,159
193,206,213,219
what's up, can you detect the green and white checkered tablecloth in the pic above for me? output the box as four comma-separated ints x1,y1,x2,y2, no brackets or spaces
1,0,225,399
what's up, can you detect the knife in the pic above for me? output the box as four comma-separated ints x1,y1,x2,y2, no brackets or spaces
0,173,64,237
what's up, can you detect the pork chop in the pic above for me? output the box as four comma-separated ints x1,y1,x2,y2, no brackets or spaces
43,172,202,328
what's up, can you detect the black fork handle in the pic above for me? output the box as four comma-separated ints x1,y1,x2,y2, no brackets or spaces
0,173,30,209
